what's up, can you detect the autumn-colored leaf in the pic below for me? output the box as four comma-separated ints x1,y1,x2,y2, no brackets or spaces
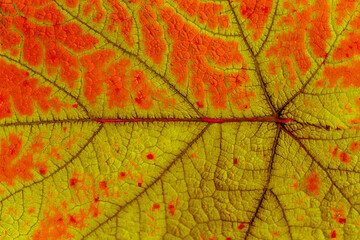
0,0,360,239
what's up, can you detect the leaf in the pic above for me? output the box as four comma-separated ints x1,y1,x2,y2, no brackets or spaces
0,0,360,239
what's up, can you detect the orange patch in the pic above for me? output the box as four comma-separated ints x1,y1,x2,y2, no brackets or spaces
138,3,166,64
0,132,49,185
161,7,253,109
238,0,273,40
106,0,134,46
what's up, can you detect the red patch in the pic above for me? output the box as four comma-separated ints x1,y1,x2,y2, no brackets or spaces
118,172,127,180
69,178,78,188
196,101,204,108
338,218,346,224
168,205,175,216
68,215,76,224
99,180,107,190
39,168,47,175
146,153,154,160
304,170,321,195
339,152,350,164
234,158,238,165
333,206,346,224
331,230,336,238
238,222,245,230
152,203,160,211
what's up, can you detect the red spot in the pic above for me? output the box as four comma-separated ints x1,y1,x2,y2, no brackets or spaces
238,222,245,230
304,170,321,195
118,172,127,180
39,168,46,175
72,104,78,108
196,101,204,108
69,178,78,188
146,153,154,160
331,230,337,238
168,205,175,216
339,152,350,164
167,198,179,216
226,238,231,240
94,197,99,202
338,218,346,224
234,158,238,165
68,215,76,224
138,182,142,187
152,203,160,211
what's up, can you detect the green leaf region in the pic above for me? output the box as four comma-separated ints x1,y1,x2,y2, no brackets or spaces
0,0,360,239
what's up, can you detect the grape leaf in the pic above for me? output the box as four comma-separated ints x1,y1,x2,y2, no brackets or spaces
0,0,360,239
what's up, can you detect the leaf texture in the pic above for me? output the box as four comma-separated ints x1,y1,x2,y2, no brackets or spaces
0,0,360,239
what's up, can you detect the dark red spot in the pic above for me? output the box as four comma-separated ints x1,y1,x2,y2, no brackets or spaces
68,215,76,224
135,97,142,105
118,172,127,180
39,168,46,175
138,182,142,187
146,153,154,160
338,218,346,224
238,222,245,230
234,158,238,165
94,197,99,202
57,217,63,222
331,230,336,238
226,238,231,240
69,178,78,188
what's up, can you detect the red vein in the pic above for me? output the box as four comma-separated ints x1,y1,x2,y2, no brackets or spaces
91,117,294,123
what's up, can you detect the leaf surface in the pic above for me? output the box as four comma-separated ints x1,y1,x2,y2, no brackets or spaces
0,0,360,239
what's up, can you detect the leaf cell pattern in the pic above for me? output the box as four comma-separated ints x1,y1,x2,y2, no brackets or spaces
0,0,360,239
